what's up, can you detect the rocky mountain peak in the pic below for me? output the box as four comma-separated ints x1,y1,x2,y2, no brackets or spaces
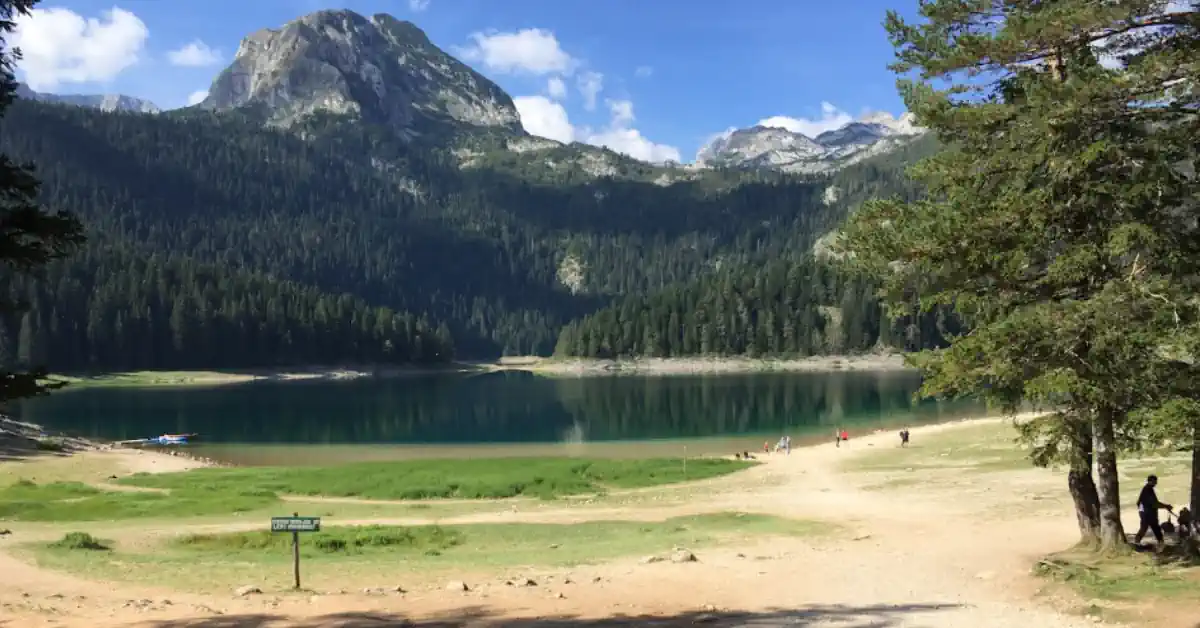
696,125,824,169
695,111,926,174
201,9,521,137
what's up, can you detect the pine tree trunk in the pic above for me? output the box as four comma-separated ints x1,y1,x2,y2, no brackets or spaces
1067,419,1100,546
1094,409,1126,552
1190,416,1199,518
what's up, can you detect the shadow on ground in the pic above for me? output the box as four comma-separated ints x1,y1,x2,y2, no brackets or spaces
132,603,963,627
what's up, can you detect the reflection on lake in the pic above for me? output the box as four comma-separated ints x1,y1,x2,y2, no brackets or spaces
15,371,986,465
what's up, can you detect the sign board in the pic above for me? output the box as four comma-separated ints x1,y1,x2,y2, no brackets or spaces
271,516,321,533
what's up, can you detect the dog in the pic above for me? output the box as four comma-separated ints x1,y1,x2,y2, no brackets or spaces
1178,507,1193,539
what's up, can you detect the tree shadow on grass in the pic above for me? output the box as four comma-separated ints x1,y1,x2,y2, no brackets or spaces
132,602,963,627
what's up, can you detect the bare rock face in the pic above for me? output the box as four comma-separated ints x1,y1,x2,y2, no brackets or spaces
199,10,521,136
695,111,927,175
16,83,160,114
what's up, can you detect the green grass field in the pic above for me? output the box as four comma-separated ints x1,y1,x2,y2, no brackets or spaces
0,458,754,522
120,457,754,501
28,513,826,593
0,479,278,521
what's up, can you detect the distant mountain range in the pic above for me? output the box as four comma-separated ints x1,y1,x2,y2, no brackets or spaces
14,10,925,174
15,82,160,114
695,112,926,174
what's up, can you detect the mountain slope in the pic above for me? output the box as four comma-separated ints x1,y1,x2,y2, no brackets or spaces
3,98,876,359
555,137,945,359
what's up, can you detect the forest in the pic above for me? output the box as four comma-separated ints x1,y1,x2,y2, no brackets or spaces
0,98,933,370
0,246,453,371
554,257,955,358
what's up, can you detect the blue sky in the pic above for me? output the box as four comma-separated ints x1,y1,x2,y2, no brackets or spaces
11,0,917,162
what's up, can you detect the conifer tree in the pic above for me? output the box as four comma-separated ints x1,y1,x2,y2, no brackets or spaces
0,0,85,402
839,1,1200,550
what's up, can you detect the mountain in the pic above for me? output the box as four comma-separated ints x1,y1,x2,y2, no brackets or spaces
0,9,935,371
198,9,520,139
15,83,160,114
696,112,926,174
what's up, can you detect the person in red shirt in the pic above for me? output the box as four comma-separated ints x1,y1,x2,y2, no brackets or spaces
840,429,849,443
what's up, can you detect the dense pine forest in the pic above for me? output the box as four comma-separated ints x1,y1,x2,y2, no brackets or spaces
0,246,453,371
554,257,955,358
0,98,935,369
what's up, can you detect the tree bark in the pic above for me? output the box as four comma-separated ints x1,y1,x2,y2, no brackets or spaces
1067,418,1101,546
1190,416,1199,518
1093,409,1127,552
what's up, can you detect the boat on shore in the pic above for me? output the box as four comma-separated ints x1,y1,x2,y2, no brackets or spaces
113,433,198,448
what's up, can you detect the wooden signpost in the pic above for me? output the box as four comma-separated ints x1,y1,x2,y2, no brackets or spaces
271,513,320,589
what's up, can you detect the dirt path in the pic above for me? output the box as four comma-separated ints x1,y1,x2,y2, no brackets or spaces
0,417,1118,627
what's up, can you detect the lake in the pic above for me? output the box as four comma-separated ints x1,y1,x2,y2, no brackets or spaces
14,371,986,465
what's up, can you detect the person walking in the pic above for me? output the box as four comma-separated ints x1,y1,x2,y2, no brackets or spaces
1134,474,1174,550
900,428,910,447
834,428,841,448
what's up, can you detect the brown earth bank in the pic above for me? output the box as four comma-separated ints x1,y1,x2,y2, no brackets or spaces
0,415,1194,628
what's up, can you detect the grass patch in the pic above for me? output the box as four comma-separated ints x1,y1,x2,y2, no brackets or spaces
176,524,465,556
2,458,752,521
1034,548,1200,604
121,457,754,501
0,479,278,521
843,422,1029,474
28,512,825,593
49,532,110,551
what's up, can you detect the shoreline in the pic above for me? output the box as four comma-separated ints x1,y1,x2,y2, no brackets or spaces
45,354,914,389
499,353,913,376
3,411,1028,473
46,363,485,390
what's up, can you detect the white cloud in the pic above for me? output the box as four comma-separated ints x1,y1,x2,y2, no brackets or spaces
168,40,221,67
514,95,575,143
634,65,653,78
757,102,854,137
582,99,681,163
186,90,208,106
457,28,577,75
514,94,680,164
577,71,603,110
608,99,634,127
408,0,431,11
546,76,567,100
12,7,148,90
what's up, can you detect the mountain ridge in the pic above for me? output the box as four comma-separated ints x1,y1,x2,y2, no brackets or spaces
15,82,160,114
13,8,926,176
695,111,926,174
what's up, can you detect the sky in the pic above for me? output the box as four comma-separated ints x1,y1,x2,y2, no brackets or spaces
10,0,919,163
